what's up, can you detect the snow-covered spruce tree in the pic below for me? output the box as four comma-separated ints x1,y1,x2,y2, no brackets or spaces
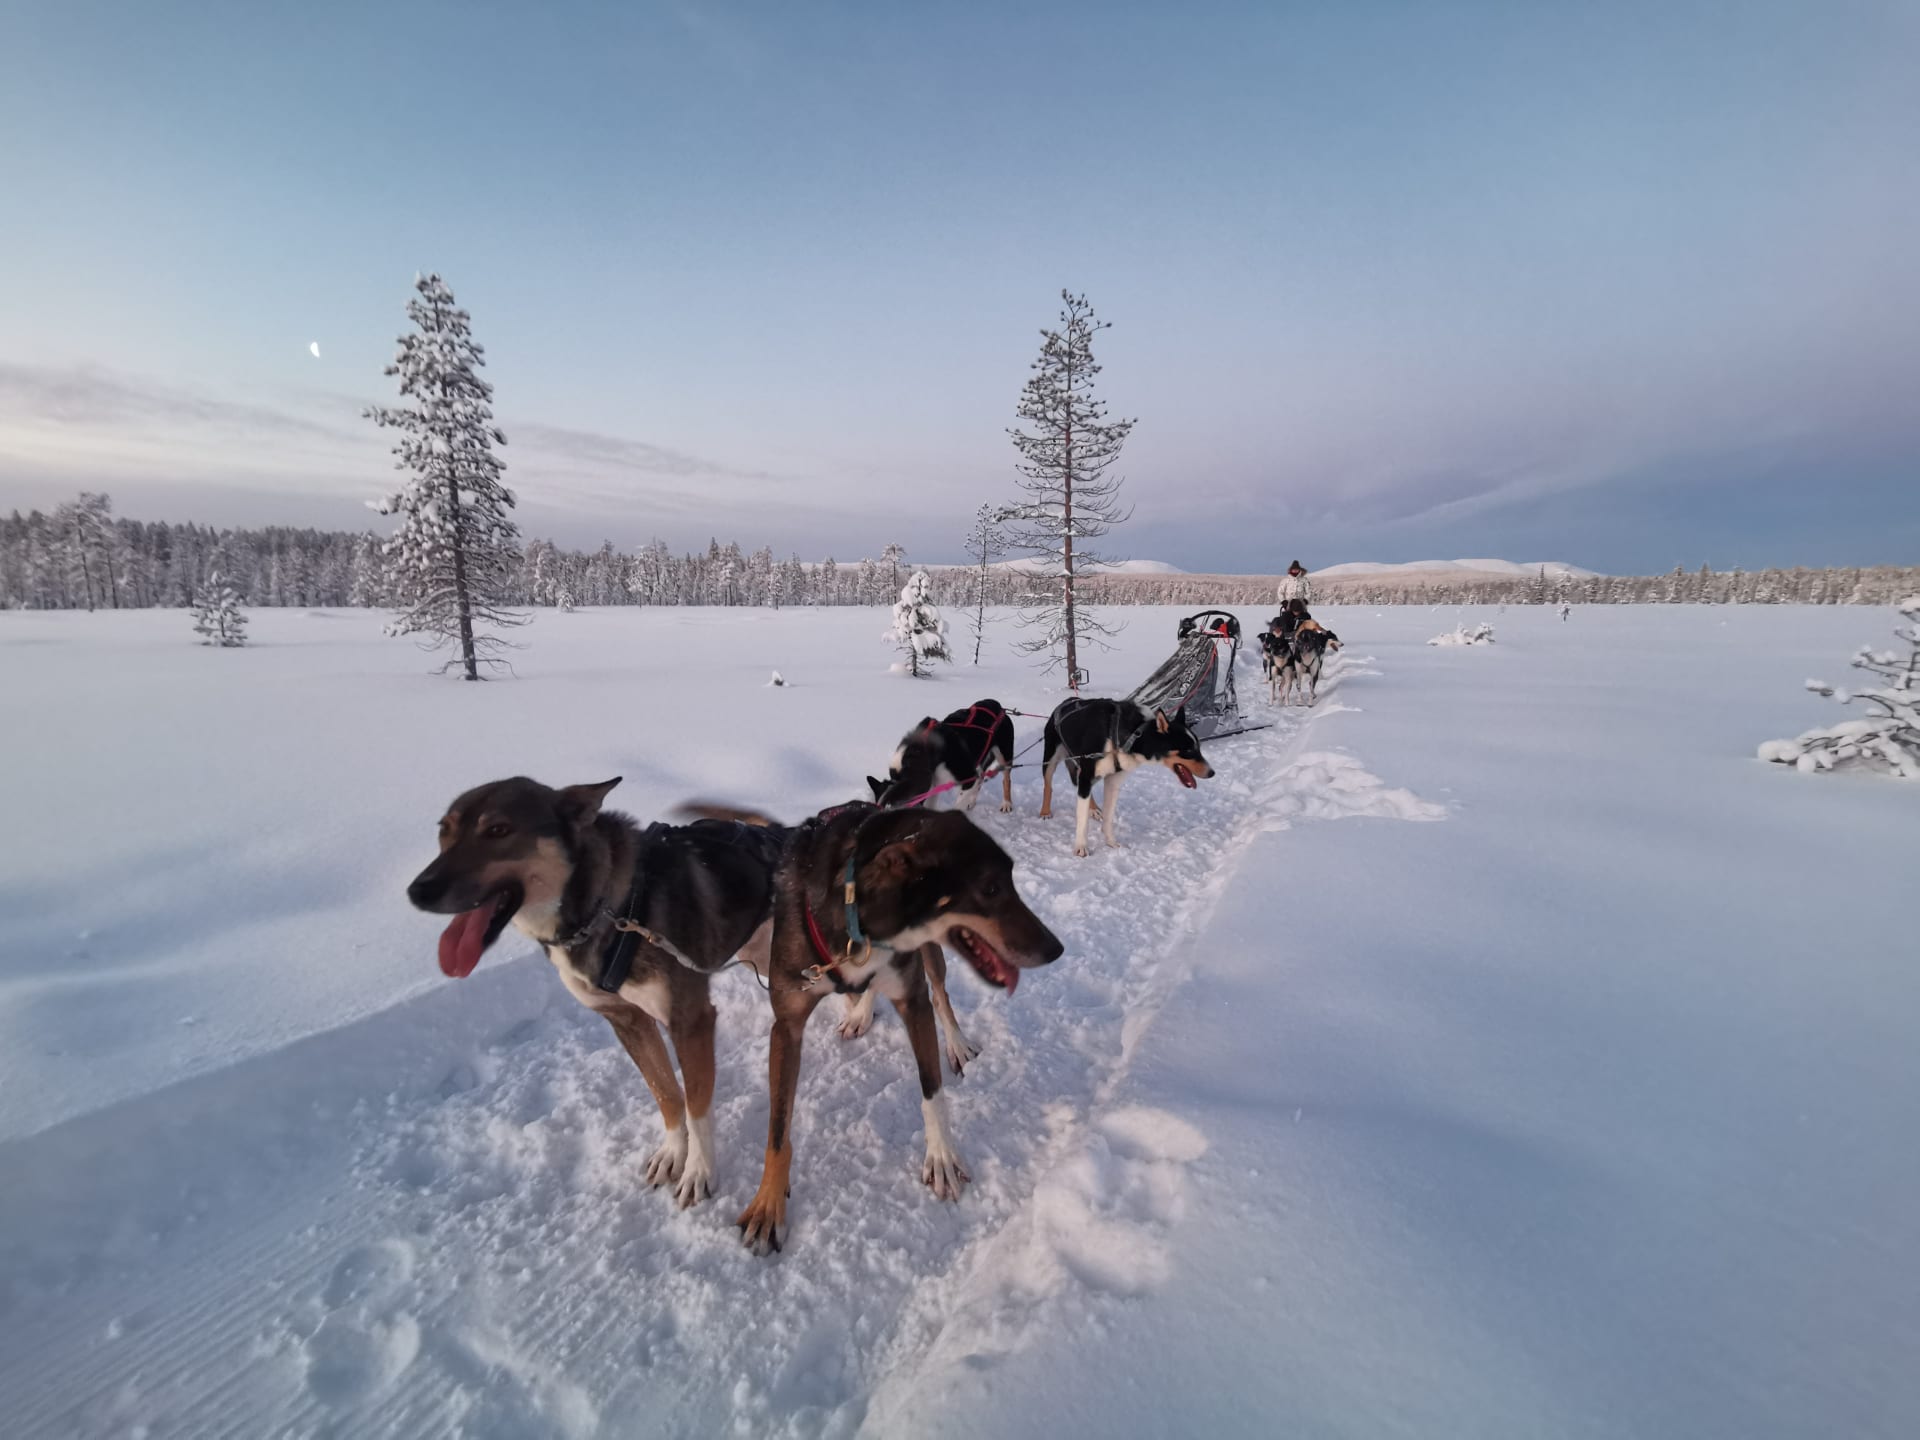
365,274,524,680
191,569,248,647
962,503,1006,664
1759,596,1920,777
1003,290,1134,687
887,569,952,678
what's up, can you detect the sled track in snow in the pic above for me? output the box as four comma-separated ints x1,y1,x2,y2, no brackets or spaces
0,661,1380,1440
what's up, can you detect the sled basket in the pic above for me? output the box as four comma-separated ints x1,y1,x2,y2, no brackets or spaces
1127,611,1243,738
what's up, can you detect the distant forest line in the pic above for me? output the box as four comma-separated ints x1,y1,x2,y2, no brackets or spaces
4,500,1914,611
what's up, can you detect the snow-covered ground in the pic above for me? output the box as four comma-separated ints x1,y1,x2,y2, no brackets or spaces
1,604,1914,1439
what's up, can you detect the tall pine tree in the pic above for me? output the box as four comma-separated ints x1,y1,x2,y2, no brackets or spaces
1003,291,1134,686
367,274,523,679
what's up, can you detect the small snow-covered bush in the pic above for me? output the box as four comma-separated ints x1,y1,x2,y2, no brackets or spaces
1428,622,1495,647
191,571,248,647
1759,596,1920,777
886,569,951,677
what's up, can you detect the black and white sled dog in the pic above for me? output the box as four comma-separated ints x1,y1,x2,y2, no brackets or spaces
1258,620,1294,687
1274,621,1341,706
867,700,1015,814
1039,697,1214,857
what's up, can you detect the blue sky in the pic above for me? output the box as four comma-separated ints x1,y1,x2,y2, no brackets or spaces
2,0,1915,574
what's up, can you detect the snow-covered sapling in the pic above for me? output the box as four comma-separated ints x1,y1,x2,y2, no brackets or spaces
962,503,1006,665
887,569,952,677
191,571,248,647
1758,595,1920,777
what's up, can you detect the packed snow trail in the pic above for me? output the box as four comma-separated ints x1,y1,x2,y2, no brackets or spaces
0,651,1382,1440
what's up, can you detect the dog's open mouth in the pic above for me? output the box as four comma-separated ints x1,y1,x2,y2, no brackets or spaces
438,883,523,979
950,924,1019,994
1173,763,1198,789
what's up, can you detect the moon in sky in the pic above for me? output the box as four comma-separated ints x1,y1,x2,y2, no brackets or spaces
308,341,321,359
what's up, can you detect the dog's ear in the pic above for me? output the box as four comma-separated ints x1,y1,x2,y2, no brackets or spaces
1173,704,1188,729
867,775,887,798
1154,709,1171,734
557,777,621,827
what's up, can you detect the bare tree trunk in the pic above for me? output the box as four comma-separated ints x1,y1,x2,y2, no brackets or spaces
449,470,477,681
1062,380,1078,689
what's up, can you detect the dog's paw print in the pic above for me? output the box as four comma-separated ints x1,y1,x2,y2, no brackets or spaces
300,1240,420,1408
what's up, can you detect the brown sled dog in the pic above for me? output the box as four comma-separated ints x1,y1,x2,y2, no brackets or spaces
691,801,1062,1254
406,777,785,1209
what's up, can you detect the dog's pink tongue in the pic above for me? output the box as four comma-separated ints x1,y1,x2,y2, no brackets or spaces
438,905,492,978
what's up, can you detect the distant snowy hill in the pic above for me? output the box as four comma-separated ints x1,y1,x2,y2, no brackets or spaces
1316,558,1598,580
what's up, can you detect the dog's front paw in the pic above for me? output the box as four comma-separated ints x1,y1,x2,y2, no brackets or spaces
1073,844,1090,858
838,990,876,1041
673,1154,713,1209
736,1191,787,1255
998,799,1014,814
922,1147,971,1202
945,1030,982,1077
1037,806,1052,819
644,1128,689,1188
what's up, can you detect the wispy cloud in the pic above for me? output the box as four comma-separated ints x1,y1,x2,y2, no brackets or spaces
0,362,352,442
0,361,784,524
512,421,773,484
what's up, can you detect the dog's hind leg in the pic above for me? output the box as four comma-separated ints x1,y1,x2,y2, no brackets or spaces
890,954,969,1200
838,987,877,1040
923,945,980,1076
999,754,1014,813
667,976,717,1208
606,1010,690,1189
1038,719,1061,817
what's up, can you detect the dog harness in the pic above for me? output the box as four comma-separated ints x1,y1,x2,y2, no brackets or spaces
801,851,876,993
539,822,690,994
1053,696,1152,782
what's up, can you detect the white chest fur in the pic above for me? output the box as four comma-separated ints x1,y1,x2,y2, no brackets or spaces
531,925,675,1025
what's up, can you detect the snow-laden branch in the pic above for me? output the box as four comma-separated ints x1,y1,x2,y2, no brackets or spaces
1759,596,1920,777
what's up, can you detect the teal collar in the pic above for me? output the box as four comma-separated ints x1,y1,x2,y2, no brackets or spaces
842,852,867,950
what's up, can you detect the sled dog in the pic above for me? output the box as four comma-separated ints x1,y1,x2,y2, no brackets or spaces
1039,697,1214,857
1276,621,1341,706
405,776,785,1209
839,700,1019,1071
687,801,1062,1254
867,699,1016,814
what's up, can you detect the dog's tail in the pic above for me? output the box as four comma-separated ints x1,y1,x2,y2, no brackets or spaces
674,801,785,828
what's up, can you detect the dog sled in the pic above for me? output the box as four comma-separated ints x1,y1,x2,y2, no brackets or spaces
1128,609,1244,739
